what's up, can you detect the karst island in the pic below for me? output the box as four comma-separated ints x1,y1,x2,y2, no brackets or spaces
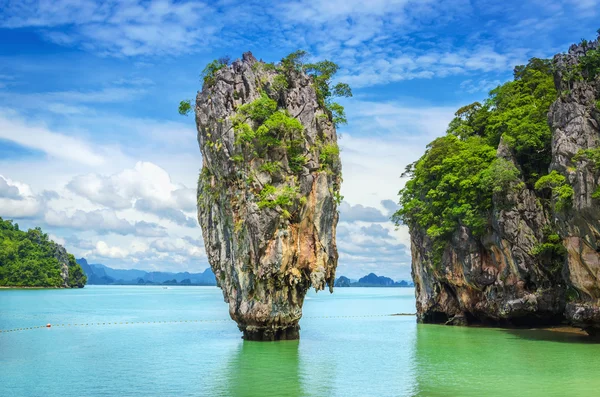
394,37,600,337
182,51,350,340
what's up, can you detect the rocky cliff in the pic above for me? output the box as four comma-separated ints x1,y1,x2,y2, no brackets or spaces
551,40,600,335
194,52,343,340
403,39,600,335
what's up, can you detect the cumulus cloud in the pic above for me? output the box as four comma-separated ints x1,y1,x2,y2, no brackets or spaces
150,237,204,258
182,235,203,247
0,175,44,218
0,176,21,199
68,161,197,226
134,198,197,227
381,199,400,216
81,237,205,269
40,190,60,201
339,201,389,223
339,102,456,208
94,241,138,259
47,233,66,246
336,221,411,280
67,174,131,209
359,223,393,239
44,209,167,237
65,235,96,250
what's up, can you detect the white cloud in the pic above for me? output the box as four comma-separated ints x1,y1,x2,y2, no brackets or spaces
280,0,413,23
93,240,138,259
48,233,66,246
0,175,44,218
44,209,167,237
339,101,455,208
335,221,412,280
150,237,204,258
67,161,197,226
0,110,105,166
67,174,131,209
0,175,22,199
0,197,43,219
0,0,218,57
339,201,389,223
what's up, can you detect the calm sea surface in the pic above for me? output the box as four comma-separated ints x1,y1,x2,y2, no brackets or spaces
1,286,600,397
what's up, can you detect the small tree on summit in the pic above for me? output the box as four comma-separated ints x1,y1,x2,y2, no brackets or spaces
178,56,231,116
179,51,352,127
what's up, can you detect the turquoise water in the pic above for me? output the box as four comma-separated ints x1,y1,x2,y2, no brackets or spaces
1,286,600,397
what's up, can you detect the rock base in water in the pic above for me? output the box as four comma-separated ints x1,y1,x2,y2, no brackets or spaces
404,38,600,336
241,324,301,341
194,52,343,340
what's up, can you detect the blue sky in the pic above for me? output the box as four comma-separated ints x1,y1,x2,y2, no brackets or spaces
0,0,598,280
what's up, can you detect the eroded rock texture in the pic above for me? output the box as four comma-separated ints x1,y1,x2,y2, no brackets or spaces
551,41,600,335
411,41,600,334
195,52,341,340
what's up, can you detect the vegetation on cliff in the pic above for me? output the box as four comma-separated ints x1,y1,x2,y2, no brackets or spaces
0,217,86,288
393,57,560,264
191,51,347,340
192,51,350,217
396,33,600,333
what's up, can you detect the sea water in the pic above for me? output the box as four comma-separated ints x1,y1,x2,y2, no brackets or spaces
1,286,599,397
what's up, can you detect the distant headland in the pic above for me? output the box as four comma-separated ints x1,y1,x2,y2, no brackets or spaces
334,273,414,288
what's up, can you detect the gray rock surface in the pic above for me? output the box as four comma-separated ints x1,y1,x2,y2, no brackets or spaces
195,52,341,340
550,40,600,335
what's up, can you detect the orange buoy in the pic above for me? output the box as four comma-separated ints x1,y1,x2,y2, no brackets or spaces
46,323,51,328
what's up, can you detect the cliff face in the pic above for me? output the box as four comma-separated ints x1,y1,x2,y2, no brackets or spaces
410,41,600,334
45,238,86,288
195,52,341,340
551,42,600,335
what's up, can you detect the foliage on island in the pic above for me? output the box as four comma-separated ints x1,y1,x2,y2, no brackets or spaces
393,57,563,265
192,51,349,217
0,217,86,288
179,50,352,127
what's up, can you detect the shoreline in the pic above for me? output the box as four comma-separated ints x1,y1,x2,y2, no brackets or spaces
541,325,588,336
0,286,71,289
423,322,590,337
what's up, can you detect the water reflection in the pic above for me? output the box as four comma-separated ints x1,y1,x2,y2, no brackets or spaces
219,340,305,397
413,324,600,397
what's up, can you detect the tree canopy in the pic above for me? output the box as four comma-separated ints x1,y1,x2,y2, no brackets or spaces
180,51,352,127
0,217,86,288
393,57,560,265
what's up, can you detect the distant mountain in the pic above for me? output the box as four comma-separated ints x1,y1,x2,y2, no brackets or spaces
358,273,396,286
334,273,414,287
76,258,216,286
334,276,351,287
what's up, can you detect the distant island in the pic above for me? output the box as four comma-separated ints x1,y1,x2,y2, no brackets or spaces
334,273,414,288
76,258,216,286
0,217,86,288
77,259,410,289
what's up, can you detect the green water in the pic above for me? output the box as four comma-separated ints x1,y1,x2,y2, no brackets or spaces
1,286,599,396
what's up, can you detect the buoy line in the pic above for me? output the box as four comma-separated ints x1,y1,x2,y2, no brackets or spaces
0,313,416,335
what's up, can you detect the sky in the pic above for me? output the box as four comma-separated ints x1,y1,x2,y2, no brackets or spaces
0,0,598,280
